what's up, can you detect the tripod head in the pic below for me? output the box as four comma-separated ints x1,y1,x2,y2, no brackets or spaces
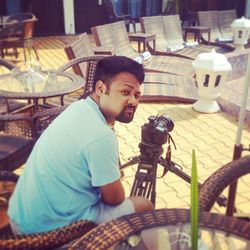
139,114,175,164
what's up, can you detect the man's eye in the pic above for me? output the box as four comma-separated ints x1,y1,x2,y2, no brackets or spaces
135,94,140,99
122,90,130,95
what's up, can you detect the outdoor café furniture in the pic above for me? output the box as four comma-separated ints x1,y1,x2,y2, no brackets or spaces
70,208,250,249
184,26,211,44
0,112,36,172
128,32,156,53
0,13,39,60
64,33,114,79
197,10,236,49
0,69,84,112
0,170,97,248
58,55,108,99
91,21,195,77
140,15,234,60
199,155,250,214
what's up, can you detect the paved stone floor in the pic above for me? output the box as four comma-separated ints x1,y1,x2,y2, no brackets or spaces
2,34,250,218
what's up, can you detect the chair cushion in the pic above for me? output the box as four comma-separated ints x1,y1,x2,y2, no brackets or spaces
0,134,34,171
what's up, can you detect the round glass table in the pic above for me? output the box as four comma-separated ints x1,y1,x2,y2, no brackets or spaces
70,208,250,250
0,70,84,111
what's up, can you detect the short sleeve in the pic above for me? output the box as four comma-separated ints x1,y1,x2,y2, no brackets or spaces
82,132,120,187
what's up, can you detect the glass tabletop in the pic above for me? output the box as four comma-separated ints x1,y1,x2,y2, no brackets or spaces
111,223,250,250
0,70,84,99
70,208,250,250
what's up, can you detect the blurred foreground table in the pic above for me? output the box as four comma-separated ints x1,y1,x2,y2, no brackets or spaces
70,208,250,249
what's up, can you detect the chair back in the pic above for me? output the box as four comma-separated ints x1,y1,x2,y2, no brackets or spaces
140,16,168,51
197,10,222,41
58,56,107,97
64,33,94,78
218,9,237,38
162,15,184,46
7,12,38,40
91,21,137,59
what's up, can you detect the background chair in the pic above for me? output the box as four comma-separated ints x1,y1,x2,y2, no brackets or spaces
218,9,237,39
58,55,107,99
197,10,235,49
103,0,136,33
0,12,39,61
0,170,97,249
140,15,233,60
91,21,194,77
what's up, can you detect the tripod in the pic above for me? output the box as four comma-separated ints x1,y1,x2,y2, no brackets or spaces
121,139,227,207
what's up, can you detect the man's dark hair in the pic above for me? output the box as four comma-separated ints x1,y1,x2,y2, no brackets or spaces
92,56,145,92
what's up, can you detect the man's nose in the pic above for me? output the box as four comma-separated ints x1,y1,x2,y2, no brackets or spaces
128,95,139,105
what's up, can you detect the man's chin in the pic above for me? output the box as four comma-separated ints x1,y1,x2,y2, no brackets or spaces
116,114,134,123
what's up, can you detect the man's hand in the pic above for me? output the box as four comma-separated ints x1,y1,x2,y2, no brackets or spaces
100,179,125,205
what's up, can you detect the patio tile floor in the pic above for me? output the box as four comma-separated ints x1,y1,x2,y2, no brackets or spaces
1,34,250,217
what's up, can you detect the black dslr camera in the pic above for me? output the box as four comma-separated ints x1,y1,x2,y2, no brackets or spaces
141,115,174,146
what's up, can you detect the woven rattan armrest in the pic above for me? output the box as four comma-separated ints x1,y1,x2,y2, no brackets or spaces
0,220,97,250
0,112,36,138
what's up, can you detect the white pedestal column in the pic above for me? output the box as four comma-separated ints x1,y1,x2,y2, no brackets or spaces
63,0,75,35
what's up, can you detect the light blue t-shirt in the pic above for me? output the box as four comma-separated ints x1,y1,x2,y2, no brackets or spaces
8,97,121,234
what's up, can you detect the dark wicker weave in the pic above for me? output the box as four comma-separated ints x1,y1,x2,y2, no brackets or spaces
0,170,97,249
32,105,68,137
70,208,250,249
199,155,250,212
0,220,97,250
0,113,36,171
58,56,107,98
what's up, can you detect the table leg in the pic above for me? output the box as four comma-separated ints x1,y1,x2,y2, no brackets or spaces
138,42,141,53
197,31,201,44
184,31,187,42
152,40,156,54
143,41,146,52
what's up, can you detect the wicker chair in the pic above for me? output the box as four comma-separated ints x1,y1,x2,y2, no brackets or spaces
1,12,39,61
0,170,97,249
91,21,195,77
140,15,233,60
69,208,250,249
58,55,107,99
0,112,36,172
199,155,250,213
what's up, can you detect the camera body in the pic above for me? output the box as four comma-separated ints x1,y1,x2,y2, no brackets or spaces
141,115,174,146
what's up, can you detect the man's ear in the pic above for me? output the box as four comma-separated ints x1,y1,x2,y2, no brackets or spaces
95,80,106,96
